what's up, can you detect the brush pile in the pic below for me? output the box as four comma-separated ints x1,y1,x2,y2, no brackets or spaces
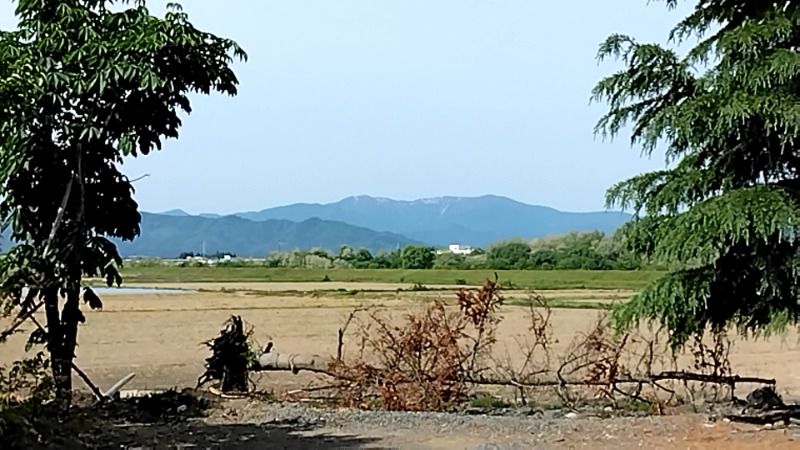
197,315,254,393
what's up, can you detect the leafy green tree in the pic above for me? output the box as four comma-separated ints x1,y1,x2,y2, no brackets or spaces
0,0,245,401
351,247,374,268
338,245,353,260
309,248,333,260
370,249,402,269
434,251,467,269
333,246,372,268
486,242,532,270
529,249,557,269
592,0,799,346
400,245,436,269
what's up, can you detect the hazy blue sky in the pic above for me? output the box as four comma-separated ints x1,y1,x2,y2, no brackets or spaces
1,1,693,214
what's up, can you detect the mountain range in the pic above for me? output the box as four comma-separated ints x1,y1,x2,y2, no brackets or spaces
114,213,420,258
124,195,631,258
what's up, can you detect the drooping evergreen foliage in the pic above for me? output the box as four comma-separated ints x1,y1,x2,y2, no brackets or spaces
592,0,800,347
0,0,245,400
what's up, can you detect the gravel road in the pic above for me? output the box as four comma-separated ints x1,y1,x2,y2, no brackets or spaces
48,391,797,449
99,401,795,449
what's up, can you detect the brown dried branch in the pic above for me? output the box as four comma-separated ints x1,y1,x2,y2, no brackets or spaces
337,306,369,363
240,277,774,412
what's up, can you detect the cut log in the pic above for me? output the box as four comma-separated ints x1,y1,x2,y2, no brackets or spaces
254,351,336,376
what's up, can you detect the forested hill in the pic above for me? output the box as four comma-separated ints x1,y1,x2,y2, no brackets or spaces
113,213,420,258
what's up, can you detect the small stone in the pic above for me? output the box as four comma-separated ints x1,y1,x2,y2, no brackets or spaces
564,412,578,419
542,410,561,420
177,405,188,413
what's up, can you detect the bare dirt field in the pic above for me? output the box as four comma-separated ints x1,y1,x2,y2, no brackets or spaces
2,290,798,395
3,289,800,448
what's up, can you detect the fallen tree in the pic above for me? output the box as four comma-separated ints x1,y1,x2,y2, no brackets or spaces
198,277,783,413
250,352,774,393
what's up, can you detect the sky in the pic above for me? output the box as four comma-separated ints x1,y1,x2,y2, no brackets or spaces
0,0,695,214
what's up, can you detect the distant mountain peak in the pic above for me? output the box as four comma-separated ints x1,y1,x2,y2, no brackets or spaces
347,195,392,203
416,196,445,204
159,209,190,217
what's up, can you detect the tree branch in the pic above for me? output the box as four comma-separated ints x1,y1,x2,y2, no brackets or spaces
724,407,800,425
0,300,44,342
29,315,105,401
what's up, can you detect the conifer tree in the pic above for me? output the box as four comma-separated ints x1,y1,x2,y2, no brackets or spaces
592,0,800,346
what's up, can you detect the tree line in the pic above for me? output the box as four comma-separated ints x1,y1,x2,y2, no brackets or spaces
244,230,647,270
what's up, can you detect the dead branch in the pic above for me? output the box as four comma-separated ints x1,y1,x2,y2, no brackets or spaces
337,306,368,362
466,371,775,389
648,371,774,387
724,407,800,425
70,360,105,401
286,385,337,395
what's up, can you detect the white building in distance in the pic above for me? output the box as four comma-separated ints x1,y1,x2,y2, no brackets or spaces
448,244,473,255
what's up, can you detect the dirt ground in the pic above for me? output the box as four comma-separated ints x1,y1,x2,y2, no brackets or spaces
2,290,798,395
2,289,800,448
84,401,800,449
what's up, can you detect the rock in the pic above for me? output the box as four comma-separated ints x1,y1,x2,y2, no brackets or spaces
564,412,578,419
542,410,561,420
177,405,188,413
464,407,491,416
512,406,542,417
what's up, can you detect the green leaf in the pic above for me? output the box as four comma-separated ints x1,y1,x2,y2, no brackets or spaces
83,288,103,310
25,328,48,352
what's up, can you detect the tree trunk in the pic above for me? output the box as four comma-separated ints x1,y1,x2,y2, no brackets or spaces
42,284,82,405
42,287,70,404
221,358,249,393
56,287,82,404
52,136,86,405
